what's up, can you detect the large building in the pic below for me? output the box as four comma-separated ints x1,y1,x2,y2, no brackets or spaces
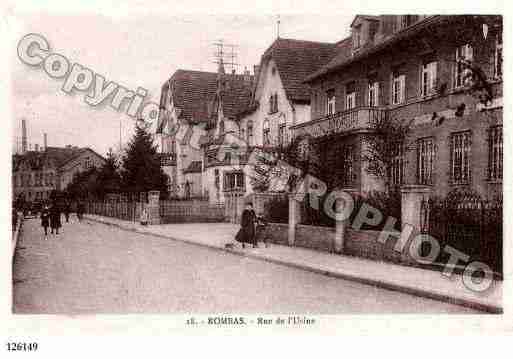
13,145,106,203
299,15,502,199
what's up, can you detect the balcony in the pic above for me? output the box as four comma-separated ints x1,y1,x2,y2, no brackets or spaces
160,153,176,166
291,107,388,140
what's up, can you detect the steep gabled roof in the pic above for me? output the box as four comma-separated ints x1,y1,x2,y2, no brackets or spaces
261,38,339,102
157,70,218,132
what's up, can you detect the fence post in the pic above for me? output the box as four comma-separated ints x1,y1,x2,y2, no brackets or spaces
400,184,432,263
147,191,161,225
288,192,303,246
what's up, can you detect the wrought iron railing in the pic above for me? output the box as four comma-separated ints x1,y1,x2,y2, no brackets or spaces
160,152,176,166
291,107,387,139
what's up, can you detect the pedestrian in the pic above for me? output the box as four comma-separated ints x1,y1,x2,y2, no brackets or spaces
76,201,84,222
41,204,50,238
140,208,149,225
49,202,62,235
235,202,257,248
255,213,269,248
64,201,71,223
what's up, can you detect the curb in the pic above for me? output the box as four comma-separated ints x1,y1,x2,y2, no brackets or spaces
85,216,503,314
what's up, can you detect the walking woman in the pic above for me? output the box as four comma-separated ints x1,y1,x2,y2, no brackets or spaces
41,204,50,239
49,203,62,235
236,202,257,248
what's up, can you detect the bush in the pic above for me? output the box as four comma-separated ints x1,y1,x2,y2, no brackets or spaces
264,196,289,223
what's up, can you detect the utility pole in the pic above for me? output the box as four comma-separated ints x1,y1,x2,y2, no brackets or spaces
277,14,281,39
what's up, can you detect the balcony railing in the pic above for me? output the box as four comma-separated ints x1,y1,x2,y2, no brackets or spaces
160,153,177,166
291,107,387,139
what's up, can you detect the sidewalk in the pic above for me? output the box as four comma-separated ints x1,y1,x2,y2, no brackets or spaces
85,214,502,313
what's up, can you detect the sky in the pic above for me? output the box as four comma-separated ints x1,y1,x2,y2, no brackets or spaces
8,3,355,156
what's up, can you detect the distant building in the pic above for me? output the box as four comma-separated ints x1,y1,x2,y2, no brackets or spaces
12,146,106,202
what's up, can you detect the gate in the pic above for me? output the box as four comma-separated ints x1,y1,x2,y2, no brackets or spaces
422,189,502,273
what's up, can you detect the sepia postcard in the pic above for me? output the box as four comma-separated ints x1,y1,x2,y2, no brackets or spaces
2,0,512,353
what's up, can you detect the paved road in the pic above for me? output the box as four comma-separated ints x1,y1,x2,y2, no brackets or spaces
13,217,477,314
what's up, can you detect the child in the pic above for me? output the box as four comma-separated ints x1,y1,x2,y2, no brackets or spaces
41,204,50,239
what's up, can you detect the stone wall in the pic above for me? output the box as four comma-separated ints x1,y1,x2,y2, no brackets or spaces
261,222,416,265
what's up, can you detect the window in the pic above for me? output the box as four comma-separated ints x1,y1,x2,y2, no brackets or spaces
223,171,245,191
240,128,245,141
390,141,404,186
391,73,405,105
345,82,356,110
488,126,502,181
420,61,437,97
417,137,435,185
368,81,379,107
326,89,336,115
495,34,503,79
278,123,286,147
247,121,253,146
450,131,471,184
455,44,473,88
263,120,271,146
219,120,225,134
269,93,278,114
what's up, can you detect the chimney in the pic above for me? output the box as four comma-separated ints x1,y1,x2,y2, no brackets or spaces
44,133,47,151
22,119,27,153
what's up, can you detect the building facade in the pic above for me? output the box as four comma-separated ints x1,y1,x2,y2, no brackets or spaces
299,15,502,199
156,70,218,198
12,146,106,203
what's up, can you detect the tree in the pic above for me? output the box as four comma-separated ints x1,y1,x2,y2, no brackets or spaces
64,168,99,200
95,149,121,198
120,123,169,196
361,116,414,190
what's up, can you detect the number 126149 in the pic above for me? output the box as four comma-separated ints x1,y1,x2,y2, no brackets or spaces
6,342,38,352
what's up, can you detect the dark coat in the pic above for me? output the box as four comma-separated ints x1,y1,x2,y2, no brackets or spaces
41,208,50,228
49,206,61,229
236,209,256,244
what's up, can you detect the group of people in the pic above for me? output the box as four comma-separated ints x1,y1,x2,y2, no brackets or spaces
40,200,85,238
235,202,268,249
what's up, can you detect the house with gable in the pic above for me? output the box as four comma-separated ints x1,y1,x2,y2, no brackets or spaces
200,62,254,203
156,69,218,198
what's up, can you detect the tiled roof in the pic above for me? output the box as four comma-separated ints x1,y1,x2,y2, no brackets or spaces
261,38,339,102
12,146,85,172
158,70,219,130
182,160,202,174
305,16,443,82
218,77,253,119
